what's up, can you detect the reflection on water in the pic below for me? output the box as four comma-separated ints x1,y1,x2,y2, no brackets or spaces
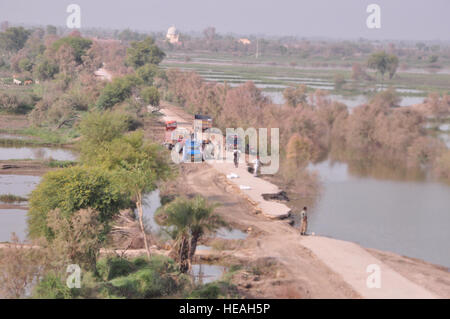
140,190,163,234
0,175,41,197
262,91,424,108
0,209,27,242
0,146,77,161
191,264,227,284
308,159,450,267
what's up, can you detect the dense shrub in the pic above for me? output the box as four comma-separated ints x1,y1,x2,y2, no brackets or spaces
35,58,59,80
52,35,93,64
106,255,182,298
28,166,128,239
188,281,239,299
0,91,35,114
126,37,165,69
140,86,160,106
97,257,135,281
96,75,141,109
32,272,73,299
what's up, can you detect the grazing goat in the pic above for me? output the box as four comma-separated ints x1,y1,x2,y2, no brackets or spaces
13,78,22,85
24,80,33,85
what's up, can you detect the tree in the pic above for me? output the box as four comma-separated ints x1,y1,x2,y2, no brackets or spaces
0,234,43,298
96,75,141,109
0,27,31,51
286,134,313,169
367,51,399,82
35,58,59,80
203,27,216,42
387,54,399,80
28,166,128,240
79,111,129,164
18,58,33,72
136,63,160,85
46,208,105,271
51,35,92,64
333,73,346,90
141,86,160,106
79,112,173,259
158,196,225,273
85,131,173,259
283,85,307,107
126,37,165,69
370,87,401,108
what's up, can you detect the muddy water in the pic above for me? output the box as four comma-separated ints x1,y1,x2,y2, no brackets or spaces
0,175,41,197
0,144,76,242
307,160,450,268
0,146,77,161
191,264,227,284
140,190,165,235
0,209,27,242
264,91,424,108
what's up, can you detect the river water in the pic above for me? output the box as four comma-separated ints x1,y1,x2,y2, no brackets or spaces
308,159,450,268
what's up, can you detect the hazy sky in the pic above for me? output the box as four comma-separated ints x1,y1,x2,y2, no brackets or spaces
1,0,449,40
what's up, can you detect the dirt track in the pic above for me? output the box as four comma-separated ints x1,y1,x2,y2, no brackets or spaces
177,163,359,298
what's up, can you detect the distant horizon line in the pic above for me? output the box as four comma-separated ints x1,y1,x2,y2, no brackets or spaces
5,20,450,44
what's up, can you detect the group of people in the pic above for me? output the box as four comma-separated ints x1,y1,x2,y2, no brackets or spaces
232,149,259,177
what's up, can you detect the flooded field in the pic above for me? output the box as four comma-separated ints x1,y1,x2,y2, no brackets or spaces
0,209,27,242
0,144,77,243
0,175,40,197
163,57,440,110
0,146,77,161
307,159,450,268
191,264,227,284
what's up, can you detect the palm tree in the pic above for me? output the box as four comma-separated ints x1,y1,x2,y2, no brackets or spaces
160,196,226,273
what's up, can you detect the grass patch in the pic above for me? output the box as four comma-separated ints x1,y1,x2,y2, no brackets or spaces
45,160,77,168
2,127,80,145
0,194,28,203
187,281,240,299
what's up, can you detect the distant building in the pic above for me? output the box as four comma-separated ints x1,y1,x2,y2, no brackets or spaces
238,38,251,45
166,26,180,44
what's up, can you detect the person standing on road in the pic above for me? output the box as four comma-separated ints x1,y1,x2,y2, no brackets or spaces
300,206,308,235
252,158,260,176
233,149,240,168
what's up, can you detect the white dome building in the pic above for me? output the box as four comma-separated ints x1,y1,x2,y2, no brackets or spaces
166,26,180,44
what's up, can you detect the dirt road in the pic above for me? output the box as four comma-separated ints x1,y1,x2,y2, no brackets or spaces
178,163,359,298
301,236,437,298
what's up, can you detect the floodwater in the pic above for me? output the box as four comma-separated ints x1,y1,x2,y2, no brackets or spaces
140,190,163,234
0,175,41,197
264,91,424,108
191,264,227,284
307,159,450,268
0,209,27,242
0,144,76,243
0,146,77,161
